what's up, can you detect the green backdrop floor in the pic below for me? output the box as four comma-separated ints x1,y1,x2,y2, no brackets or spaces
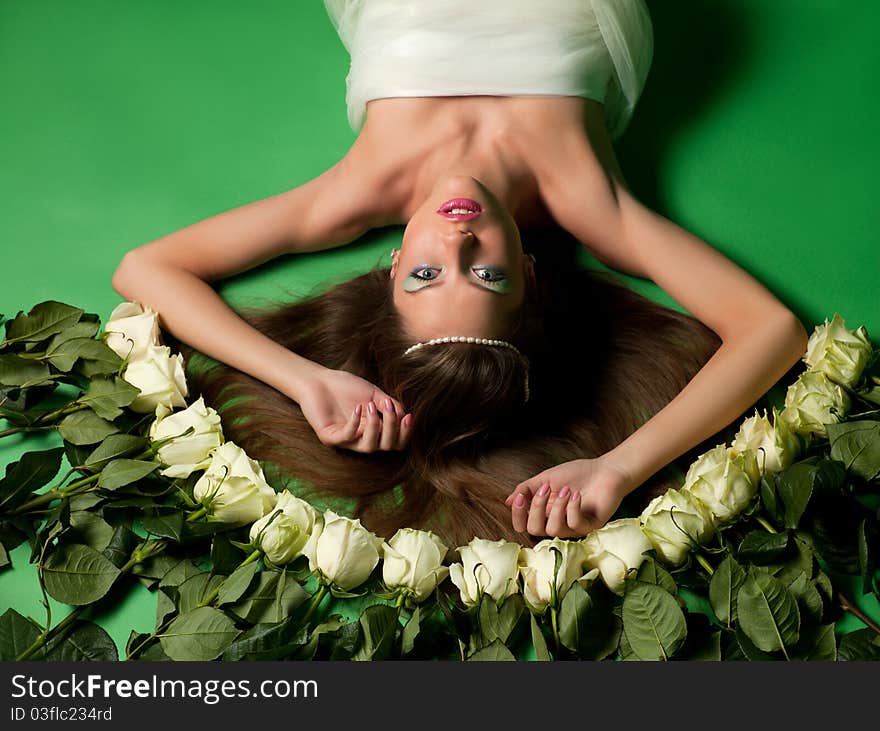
1,0,878,656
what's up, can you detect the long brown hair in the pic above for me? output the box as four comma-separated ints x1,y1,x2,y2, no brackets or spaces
163,229,734,547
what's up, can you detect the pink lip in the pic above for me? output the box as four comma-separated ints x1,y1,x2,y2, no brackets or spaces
436,198,482,221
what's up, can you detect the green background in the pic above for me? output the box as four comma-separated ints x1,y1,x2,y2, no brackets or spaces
1,0,878,656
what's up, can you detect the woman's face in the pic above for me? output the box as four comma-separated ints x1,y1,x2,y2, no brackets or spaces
392,175,533,340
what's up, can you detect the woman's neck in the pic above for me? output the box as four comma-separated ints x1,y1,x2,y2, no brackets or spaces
406,136,530,219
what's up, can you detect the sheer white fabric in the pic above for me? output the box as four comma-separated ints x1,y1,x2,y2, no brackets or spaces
323,0,654,140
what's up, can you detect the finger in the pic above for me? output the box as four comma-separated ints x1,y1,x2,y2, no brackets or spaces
545,486,571,536
396,413,413,450
505,479,540,507
527,482,551,535
566,491,595,535
356,400,382,452
336,403,363,443
511,492,529,533
378,398,400,451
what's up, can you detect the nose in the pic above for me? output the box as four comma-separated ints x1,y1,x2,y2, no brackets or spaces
442,227,475,244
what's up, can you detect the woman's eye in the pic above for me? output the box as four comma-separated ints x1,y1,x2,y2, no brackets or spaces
403,267,442,291
414,267,440,280
473,268,508,284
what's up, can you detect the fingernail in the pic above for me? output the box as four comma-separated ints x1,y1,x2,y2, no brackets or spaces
354,404,362,417
514,494,526,508
385,398,394,412
537,483,549,497
570,491,580,502
368,401,376,415
402,414,412,427
559,486,570,499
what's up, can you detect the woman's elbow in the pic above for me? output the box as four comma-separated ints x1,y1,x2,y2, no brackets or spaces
111,250,144,299
769,307,809,366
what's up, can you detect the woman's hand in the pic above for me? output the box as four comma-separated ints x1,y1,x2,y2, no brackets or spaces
504,456,634,537
297,367,413,452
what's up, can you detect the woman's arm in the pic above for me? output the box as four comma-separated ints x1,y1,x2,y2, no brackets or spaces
112,159,411,451
510,137,808,534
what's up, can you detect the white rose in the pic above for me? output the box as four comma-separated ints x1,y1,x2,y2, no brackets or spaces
309,510,383,590
640,488,715,566
518,538,595,613
103,301,162,362
682,444,759,523
123,344,188,414
382,528,449,602
731,407,800,474
192,441,277,525
248,490,323,566
148,395,224,478
448,537,521,607
803,313,872,388
582,518,652,595
780,370,850,438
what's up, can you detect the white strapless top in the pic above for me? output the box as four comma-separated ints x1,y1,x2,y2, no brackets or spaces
324,0,654,140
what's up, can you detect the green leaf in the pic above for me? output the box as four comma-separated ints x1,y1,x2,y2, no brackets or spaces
827,420,880,482
177,573,224,613
46,338,117,373
58,410,119,445
0,542,8,570
101,525,138,569
622,581,687,661
73,343,124,378
709,554,747,627
0,608,42,661
210,536,246,575
97,459,158,491
737,569,800,655
68,511,115,552
858,519,878,595
157,559,203,589
83,434,146,470
141,510,184,542
735,626,778,661
636,558,677,595
218,562,259,606
530,614,551,661
0,354,51,387
231,570,308,624
323,618,361,661
0,446,64,510
43,543,121,605
401,606,421,656
352,604,400,661
837,628,880,661
44,621,119,661
4,301,84,344
160,606,239,661
617,628,637,661
768,533,817,585
467,638,516,661
479,594,525,646
222,618,307,662
760,476,783,525
738,531,790,564
558,582,621,660
45,321,101,351
80,376,140,420
791,623,837,661
775,464,815,529
786,572,824,623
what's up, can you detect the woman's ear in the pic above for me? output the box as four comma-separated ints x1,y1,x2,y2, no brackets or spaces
524,253,536,290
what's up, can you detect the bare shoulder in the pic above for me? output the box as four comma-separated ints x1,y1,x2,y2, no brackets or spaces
522,100,631,266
